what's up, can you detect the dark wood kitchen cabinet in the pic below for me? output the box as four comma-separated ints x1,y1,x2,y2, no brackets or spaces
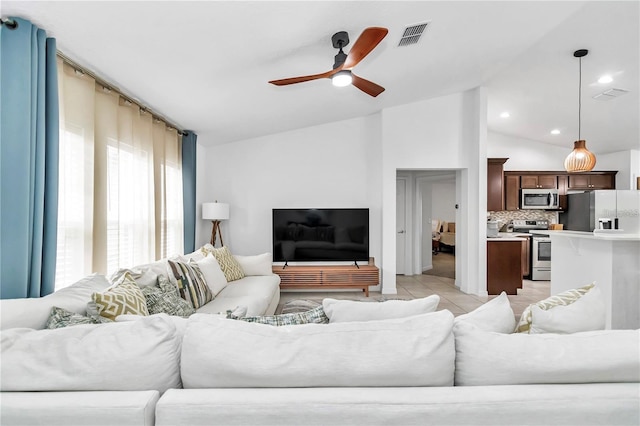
520,175,557,189
487,239,523,295
504,175,520,211
487,158,508,211
568,172,616,190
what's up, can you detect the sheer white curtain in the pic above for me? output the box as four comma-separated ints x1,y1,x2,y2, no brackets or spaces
56,59,183,289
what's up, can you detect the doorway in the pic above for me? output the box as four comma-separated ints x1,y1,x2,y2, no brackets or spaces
396,170,459,282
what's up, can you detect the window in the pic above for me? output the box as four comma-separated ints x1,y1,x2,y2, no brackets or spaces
55,58,183,289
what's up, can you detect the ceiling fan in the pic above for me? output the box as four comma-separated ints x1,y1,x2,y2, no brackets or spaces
268,27,388,97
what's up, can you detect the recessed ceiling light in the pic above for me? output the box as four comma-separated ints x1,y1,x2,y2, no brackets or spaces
500,112,510,118
550,129,561,135
598,75,613,84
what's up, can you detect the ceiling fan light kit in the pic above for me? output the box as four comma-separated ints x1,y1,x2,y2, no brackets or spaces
268,27,388,97
332,70,352,87
564,48,596,173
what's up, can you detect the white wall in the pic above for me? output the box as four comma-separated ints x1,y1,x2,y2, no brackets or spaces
487,131,568,170
382,88,487,295
199,114,383,288
198,88,487,296
596,149,640,190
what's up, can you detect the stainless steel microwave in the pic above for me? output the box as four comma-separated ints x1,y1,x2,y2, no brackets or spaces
521,189,559,210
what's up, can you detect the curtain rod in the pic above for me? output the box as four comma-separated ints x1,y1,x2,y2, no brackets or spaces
1,18,18,29
56,51,188,136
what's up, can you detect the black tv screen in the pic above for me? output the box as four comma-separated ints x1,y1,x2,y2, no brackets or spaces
272,208,369,262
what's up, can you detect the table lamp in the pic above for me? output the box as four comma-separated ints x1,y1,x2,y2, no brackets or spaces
202,202,229,247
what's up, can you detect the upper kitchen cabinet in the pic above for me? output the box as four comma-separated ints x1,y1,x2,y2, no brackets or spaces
487,158,508,211
520,175,557,189
567,172,617,190
504,175,520,211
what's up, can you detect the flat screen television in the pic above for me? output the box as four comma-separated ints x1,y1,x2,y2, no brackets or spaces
272,208,369,262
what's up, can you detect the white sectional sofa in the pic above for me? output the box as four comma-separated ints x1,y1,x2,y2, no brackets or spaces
1,272,639,425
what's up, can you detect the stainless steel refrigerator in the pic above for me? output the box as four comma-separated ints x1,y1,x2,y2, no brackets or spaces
560,190,640,233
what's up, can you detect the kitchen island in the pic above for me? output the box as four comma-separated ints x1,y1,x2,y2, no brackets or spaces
486,234,526,295
545,230,640,329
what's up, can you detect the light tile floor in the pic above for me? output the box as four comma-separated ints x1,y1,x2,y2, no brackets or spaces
278,274,550,318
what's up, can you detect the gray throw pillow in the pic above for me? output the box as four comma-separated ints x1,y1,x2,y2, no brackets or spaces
45,306,112,329
226,305,329,326
142,275,196,317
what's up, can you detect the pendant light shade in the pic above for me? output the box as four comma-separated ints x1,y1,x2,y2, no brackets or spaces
564,140,596,172
564,49,596,173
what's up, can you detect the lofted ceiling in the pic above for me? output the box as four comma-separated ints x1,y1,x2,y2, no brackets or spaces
2,1,638,154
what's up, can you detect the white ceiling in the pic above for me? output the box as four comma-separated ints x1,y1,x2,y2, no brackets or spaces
3,1,638,154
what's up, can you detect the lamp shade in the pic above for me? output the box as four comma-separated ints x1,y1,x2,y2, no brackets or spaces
202,202,229,220
564,140,596,172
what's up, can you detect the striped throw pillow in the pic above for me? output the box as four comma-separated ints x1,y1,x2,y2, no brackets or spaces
515,283,595,333
166,259,213,309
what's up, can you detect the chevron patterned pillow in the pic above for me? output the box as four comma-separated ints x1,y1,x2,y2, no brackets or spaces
91,273,149,321
210,246,245,282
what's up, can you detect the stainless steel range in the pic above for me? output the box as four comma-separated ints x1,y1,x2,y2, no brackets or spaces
511,220,551,281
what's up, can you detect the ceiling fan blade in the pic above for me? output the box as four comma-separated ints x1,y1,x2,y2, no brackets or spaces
352,74,385,97
269,68,339,86
343,27,388,70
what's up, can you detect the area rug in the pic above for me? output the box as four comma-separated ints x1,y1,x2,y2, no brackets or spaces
280,296,412,314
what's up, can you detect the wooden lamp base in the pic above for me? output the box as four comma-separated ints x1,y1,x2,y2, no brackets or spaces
210,220,224,247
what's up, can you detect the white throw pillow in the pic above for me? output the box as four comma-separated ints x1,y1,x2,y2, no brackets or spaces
322,295,440,323
453,321,640,386
529,286,605,334
109,259,168,287
181,310,455,388
1,315,182,393
194,255,228,296
454,292,515,333
234,253,273,276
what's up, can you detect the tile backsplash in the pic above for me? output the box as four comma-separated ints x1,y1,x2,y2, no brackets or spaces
487,210,559,231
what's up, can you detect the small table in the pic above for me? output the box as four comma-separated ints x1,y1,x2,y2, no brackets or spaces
432,239,440,254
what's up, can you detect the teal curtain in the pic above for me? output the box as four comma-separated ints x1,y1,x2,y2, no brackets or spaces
0,18,59,299
182,131,197,253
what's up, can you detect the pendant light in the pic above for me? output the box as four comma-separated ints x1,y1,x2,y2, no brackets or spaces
564,49,596,172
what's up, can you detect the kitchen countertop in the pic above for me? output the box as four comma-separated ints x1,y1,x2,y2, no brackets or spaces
530,230,640,241
487,232,527,241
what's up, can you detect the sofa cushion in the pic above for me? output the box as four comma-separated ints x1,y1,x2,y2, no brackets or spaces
1,314,182,393
142,275,196,317
529,285,605,334
210,246,245,282
193,255,228,296
45,306,112,329
90,273,149,321
454,291,515,333
1,390,160,426
516,283,594,333
454,321,640,386
196,275,280,317
0,273,111,330
166,259,213,309
234,252,272,276
181,310,455,388
227,305,328,326
322,295,439,323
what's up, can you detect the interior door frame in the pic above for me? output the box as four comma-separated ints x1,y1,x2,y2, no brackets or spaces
396,176,411,276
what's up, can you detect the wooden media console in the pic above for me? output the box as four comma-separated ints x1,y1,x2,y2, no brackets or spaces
273,264,379,297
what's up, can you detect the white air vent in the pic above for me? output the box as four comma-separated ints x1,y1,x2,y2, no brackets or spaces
398,22,429,47
593,88,629,101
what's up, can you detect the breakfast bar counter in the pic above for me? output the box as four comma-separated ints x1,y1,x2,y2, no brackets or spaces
547,230,640,329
